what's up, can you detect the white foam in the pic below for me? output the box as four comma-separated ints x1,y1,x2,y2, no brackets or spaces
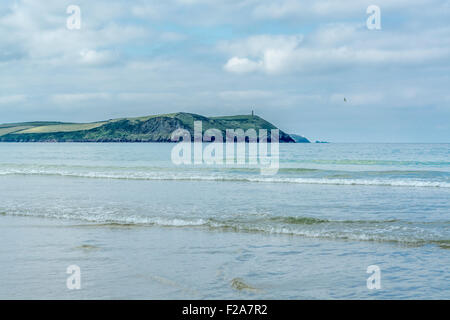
0,168,449,188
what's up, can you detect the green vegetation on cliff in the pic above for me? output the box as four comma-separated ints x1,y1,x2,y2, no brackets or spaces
0,112,295,143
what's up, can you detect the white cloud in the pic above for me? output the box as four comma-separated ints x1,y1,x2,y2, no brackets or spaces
312,23,359,46
252,0,438,20
220,34,303,56
50,93,111,105
222,23,450,74
0,1,147,67
131,3,168,20
224,57,262,73
221,34,304,74
79,50,118,66
0,95,27,105
218,90,273,100
0,0,449,141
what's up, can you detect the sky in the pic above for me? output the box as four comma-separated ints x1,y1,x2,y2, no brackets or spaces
0,0,449,142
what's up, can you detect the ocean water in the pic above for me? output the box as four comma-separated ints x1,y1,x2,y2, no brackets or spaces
0,142,448,299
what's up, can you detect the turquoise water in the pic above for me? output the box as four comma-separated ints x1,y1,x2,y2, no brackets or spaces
0,143,449,299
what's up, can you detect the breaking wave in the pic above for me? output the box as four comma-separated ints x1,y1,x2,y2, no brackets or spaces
3,211,449,248
0,166,449,188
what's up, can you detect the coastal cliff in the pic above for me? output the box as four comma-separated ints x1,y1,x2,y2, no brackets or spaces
0,112,295,143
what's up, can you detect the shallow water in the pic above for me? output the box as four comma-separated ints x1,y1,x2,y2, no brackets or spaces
0,143,448,299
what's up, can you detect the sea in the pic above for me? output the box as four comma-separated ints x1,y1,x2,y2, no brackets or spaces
0,142,448,299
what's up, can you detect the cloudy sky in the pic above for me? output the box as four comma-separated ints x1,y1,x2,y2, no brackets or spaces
0,0,449,142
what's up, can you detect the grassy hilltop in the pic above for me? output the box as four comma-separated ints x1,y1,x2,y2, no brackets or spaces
0,112,295,143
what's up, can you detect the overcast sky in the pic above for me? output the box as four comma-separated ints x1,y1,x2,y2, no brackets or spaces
1,0,449,142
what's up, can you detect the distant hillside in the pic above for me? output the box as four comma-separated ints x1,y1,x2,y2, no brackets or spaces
289,134,311,143
0,112,295,143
